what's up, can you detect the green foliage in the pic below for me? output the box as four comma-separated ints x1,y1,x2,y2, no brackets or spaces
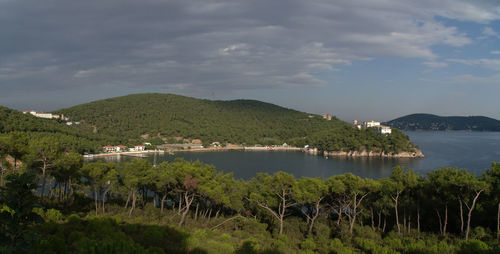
0,173,44,252
53,93,416,153
0,106,118,153
458,239,491,254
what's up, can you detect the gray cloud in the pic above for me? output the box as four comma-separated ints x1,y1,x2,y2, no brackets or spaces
1,0,499,109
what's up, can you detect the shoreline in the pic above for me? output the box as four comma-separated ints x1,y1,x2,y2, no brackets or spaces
84,146,423,159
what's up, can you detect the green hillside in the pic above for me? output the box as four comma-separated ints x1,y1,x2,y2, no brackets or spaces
0,106,116,153
385,113,500,131
55,93,417,153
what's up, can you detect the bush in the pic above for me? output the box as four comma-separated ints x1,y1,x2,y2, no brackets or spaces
300,238,317,252
458,239,491,254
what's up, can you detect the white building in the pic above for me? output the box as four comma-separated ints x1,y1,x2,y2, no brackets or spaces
363,121,381,128
134,145,145,151
374,126,392,134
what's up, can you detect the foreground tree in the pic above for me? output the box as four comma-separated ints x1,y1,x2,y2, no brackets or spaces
249,172,297,235
0,173,44,252
383,166,418,234
456,170,488,241
121,159,152,217
53,152,83,203
296,177,328,235
334,173,378,234
25,136,62,202
169,159,216,227
485,162,500,240
81,161,119,214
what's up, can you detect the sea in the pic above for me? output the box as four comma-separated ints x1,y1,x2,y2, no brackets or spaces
90,131,500,180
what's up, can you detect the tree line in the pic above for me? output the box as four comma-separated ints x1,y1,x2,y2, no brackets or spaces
2,131,500,253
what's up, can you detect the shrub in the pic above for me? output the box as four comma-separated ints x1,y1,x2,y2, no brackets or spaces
458,239,491,254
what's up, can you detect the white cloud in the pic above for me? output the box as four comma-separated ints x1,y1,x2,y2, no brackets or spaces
491,50,500,55
448,58,500,71
423,61,448,68
449,73,500,85
479,27,500,40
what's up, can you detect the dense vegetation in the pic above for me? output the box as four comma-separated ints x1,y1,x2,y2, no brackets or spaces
385,114,500,131
0,106,118,153
1,134,500,253
54,93,417,153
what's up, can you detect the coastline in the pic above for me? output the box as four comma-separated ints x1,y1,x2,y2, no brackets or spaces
84,146,423,159
321,149,424,158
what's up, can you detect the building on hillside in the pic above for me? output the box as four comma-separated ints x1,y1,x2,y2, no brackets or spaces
353,120,362,129
323,114,332,120
374,126,392,134
363,121,381,128
24,110,53,119
115,145,127,152
103,146,116,153
23,110,69,120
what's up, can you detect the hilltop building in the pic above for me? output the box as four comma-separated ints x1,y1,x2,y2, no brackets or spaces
363,121,381,128
353,120,392,134
323,114,332,121
23,110,70,121
374,125,392,134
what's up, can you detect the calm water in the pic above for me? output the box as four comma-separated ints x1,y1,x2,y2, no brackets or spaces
93,131,500,179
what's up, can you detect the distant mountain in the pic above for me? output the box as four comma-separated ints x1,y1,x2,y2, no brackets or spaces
384,114,500,131
54,93,418,153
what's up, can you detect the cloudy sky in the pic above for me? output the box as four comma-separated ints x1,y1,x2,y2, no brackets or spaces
2,0,500,121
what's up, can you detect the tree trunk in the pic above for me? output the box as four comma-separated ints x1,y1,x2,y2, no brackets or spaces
194,202,199,220
383,216,387,232
436,208,443,235
370,207,375,231
309,200,321,235
208,209,213,221
408,214,411,234
94,190,99,215
215,208,220,219
178,191,194,227
102,190,108,214
465,190,483,241
41,165,47,202
128,191,137,217
125,191,131,209
337,207,342,225
444,204,448,237
161,194,167,214
279,189,286,235
377,211,382,230
497,202,500,241
178,194,182,215
403,210,407,233
459,198,464,233
393,192,400,233
417,206,421,235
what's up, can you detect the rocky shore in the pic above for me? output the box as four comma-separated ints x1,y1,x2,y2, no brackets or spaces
306,149,424,158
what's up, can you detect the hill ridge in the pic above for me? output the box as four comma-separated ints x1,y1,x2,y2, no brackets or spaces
52,93,418,154
384,113,500,131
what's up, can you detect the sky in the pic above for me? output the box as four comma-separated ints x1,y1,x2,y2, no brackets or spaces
1,0,500,122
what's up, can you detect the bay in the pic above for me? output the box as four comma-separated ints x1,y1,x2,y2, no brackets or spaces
92,131,500,180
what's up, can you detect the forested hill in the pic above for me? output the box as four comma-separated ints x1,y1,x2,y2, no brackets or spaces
54,93,417,153
385,113,500,131
0,106,117,153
